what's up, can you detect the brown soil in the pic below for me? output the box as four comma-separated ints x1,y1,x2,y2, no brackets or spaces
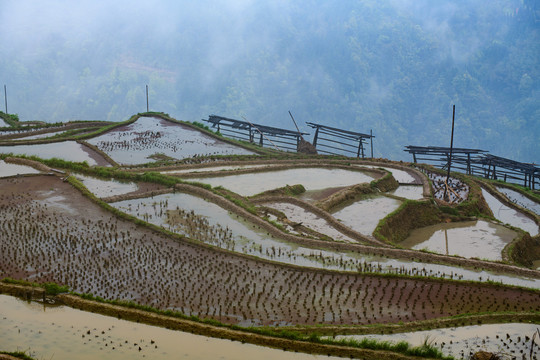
1,175,539,329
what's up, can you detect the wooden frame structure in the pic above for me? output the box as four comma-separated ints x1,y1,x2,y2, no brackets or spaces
404,145,540,189
305,122,374,158
204,115,308,152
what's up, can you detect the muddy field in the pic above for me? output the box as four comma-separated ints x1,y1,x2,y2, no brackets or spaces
0,175,538,329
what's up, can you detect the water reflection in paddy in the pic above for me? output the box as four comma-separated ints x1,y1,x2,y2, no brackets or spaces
331,195,402,236
0,159,40,177
401,220,517,261
497,186,540,216
73,173,138,198
334,323,540,359
360,165,417,184
16,129,68,140
264,202,357,243
482,189,539,236
87,117,254,165
0,294,338,360
111,192,369,270
111,193,539,288
161,164,267,174
388,185,424,200
0,141,100,165
189,168,375,197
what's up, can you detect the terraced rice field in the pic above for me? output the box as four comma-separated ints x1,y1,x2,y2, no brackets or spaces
86,116,255,164
1,114,539,359
0,141,110,166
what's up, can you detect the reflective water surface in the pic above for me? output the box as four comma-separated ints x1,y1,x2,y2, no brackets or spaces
496,186,540,216
0,141,101,165
189,168,375,197
87,117,254,165
335,322,540,358
0,294,337,360
331,195,402,236
0,160,40,177
401,220,517,261
73,173,138,198
482,188,538,236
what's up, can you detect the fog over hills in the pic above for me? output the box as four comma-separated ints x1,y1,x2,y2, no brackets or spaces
1,0,538,162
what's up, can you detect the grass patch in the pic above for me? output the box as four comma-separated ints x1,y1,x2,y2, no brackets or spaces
0,111,20,127
0,351,35,360
2,278,69,295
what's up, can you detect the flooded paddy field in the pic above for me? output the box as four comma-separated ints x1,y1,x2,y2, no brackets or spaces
482,188,539,236
2,117,540,360
331,195,402,236
111,192,381,271
2,175,538,329
109,192,540,287
0,141,111,166
334,322,540,359
388,185,424,200
425,172,469,204
401,220,517,261
263,202,357,243
161,164,269,175
14,129,70,140
188,167,376,197
360,165,419,184
87,117,255,165
0,294,339,360
73,173,139,198
497,186,540,216
0,159,41,177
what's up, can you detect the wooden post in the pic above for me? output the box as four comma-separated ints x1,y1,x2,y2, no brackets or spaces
288,111,301,134
356,140,363,158
312,127,319,147
146,85,149,112
443,105,456,202
3,85,7,114
370,129,373,158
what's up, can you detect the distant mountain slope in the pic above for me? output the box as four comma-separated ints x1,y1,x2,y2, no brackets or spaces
0,0,538,162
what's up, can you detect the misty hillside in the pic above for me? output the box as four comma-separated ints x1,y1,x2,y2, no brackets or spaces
0,0,538,162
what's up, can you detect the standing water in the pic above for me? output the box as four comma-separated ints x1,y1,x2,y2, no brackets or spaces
0,294,339,360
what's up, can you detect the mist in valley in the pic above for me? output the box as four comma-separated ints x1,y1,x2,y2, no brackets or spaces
0,0,538,162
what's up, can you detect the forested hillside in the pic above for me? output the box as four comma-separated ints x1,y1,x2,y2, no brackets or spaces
0,0,538,162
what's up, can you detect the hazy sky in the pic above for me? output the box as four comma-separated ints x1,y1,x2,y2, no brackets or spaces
1,0,537,162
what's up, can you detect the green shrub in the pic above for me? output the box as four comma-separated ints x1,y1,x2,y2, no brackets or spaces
43,282,69,295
